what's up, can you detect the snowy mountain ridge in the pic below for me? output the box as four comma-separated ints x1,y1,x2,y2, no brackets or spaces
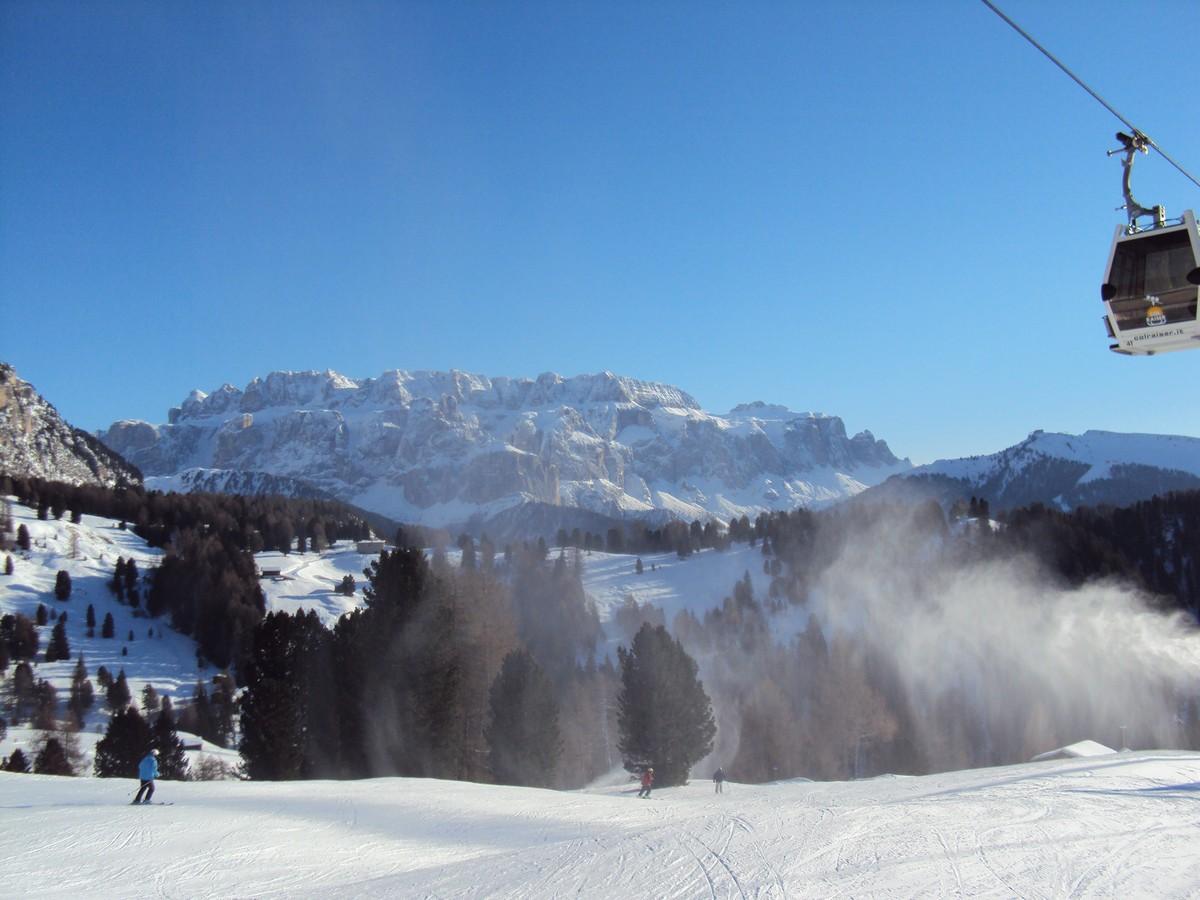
100,368,909,532
873,428,1200,511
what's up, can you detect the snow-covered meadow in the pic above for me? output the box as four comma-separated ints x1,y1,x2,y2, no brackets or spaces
4,750,1200,897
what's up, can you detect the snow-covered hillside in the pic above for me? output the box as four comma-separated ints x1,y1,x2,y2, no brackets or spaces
0,497,775,770
99,368,909,534
0,501,235,773
252,541,775,639
4,750,1200,897
869,428,1200,511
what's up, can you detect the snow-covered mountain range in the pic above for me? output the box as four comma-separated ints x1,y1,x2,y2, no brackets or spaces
868,429,1200,511
0,364,141,490
98,369,909,532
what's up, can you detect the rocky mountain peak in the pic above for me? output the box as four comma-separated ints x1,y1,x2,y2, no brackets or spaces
100,367,908,532
0,363,141,489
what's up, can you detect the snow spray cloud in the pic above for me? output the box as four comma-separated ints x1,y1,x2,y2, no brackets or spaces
803,510,1200,769
677,506,1200,779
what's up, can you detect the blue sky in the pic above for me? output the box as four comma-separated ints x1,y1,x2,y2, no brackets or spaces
3,1,1198,465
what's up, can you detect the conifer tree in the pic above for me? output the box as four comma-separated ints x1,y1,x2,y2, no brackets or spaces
34,737,73,776
3,748,30,773
240,610,336,779
68,656,94,725
32,679,59,730
10,661,36,723
2,613,38,659
106,669,132,711
210,673,237,748
36,604,48,626
457,534,476,570
54,570,71,601
101,612,115,639
617,623,716,787
45,620,70,663
485,649,561,787
151,705,189,780
362,547,428,618
94,706,152,777
179,681,214,744
86,604,95,634
16,524,30,550
3,555,11,576
111,557,126,597
124,558,139,595
141,683,160,713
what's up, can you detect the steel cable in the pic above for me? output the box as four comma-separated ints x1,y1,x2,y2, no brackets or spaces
980,0,1200,192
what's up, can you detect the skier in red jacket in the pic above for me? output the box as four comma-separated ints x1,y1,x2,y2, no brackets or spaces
638,767,654,799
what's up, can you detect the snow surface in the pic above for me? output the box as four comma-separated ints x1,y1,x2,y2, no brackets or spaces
577,547,776,654
1031,740,1117,763
253,545,381,627
250,543,781,646
4,751,1200,897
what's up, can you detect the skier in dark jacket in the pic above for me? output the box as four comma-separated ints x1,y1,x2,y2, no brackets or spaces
713,766,726,794
133,749,159,804
638,767,654,799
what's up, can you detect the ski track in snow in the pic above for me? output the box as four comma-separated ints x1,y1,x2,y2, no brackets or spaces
5,753,1200,898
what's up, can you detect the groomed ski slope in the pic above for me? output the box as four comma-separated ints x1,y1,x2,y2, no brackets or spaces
4,751,1199,898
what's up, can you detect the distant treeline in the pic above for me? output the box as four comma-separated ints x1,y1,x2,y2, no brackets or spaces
7,471,1199,785
3,475,378,551
755,492,1200,614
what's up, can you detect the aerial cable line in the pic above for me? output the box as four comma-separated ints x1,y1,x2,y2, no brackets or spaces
979,0,1200,193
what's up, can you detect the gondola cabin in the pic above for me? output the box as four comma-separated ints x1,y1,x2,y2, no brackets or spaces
1101,209,1200,355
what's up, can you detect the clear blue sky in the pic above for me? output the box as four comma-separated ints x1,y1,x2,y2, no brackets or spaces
3,1,1198,465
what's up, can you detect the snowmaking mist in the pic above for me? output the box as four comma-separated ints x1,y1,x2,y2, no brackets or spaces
823,521,1198,759
688,507,1200,779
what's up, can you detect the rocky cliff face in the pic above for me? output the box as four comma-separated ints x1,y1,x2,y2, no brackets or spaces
0,363,141,489
100,369,909,530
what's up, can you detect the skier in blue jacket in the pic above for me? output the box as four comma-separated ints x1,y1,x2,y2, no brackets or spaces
133,749,159,804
